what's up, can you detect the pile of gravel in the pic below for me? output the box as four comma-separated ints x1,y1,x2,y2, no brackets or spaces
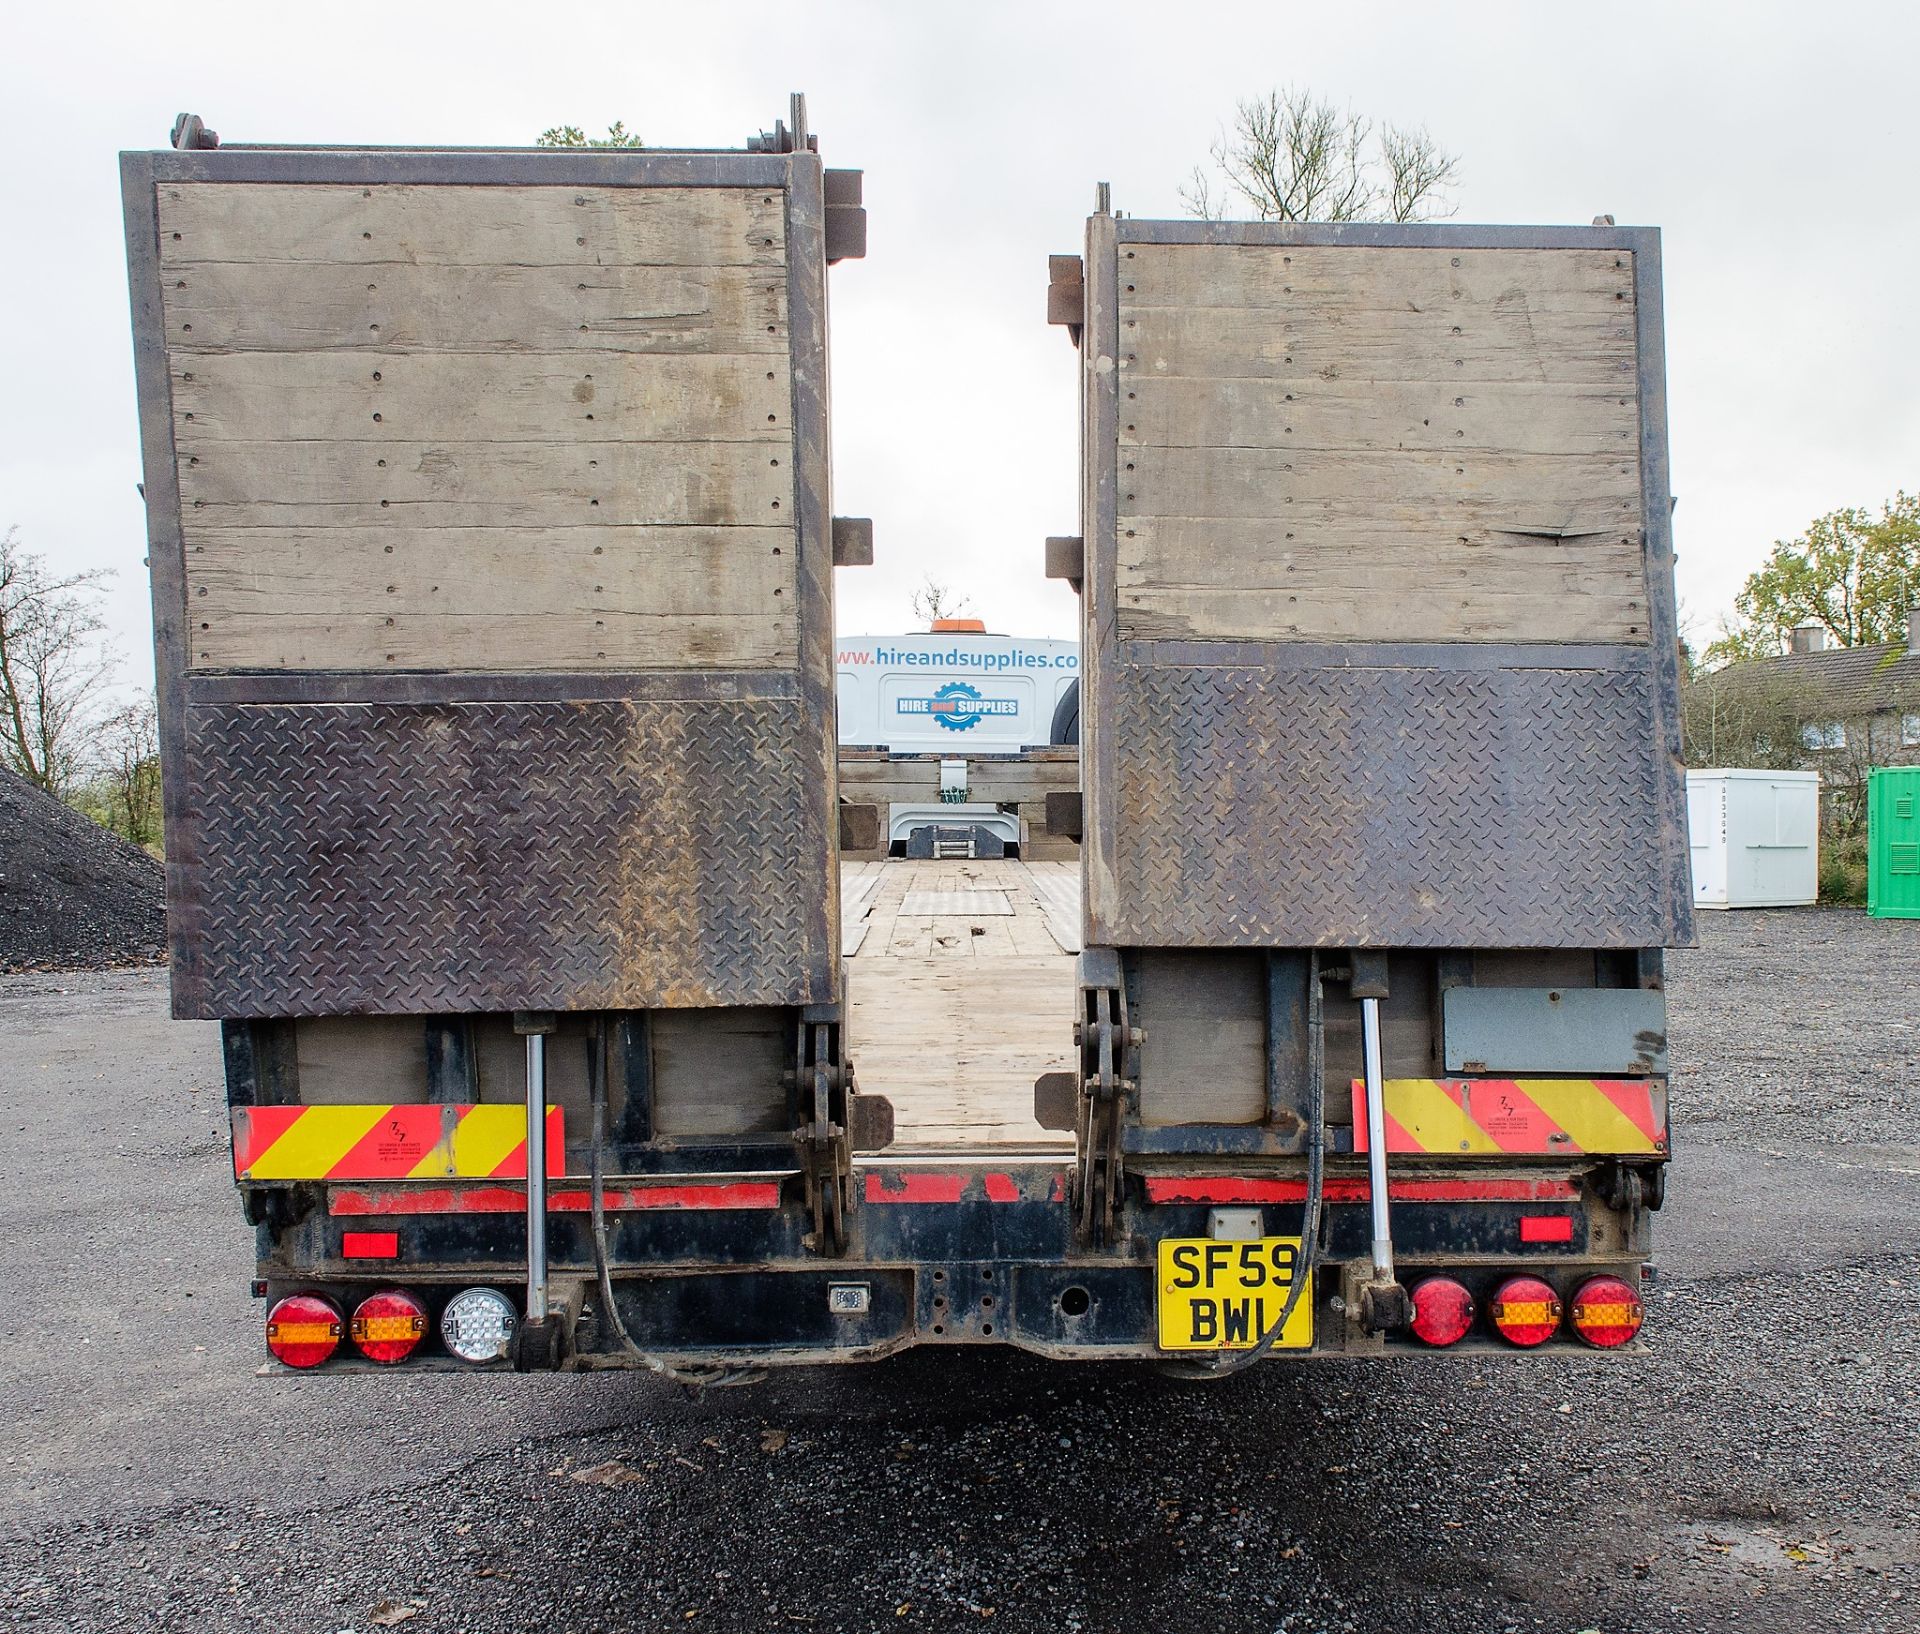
0,767,167,972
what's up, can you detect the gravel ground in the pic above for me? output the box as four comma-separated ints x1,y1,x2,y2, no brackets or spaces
0,910,1916,1633
0,768,165,973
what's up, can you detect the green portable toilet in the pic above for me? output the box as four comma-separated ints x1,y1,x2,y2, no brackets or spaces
1868,767,1920,918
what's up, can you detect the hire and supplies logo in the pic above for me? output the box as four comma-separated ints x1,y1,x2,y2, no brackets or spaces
895,681,1020,732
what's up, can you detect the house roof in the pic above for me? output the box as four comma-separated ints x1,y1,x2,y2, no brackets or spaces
1706,639,1920,717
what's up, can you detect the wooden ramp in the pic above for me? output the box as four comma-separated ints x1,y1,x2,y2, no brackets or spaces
846,859,1078,1151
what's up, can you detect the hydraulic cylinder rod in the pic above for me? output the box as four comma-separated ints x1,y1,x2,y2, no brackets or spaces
523,1027,551,1324
1359,994,1394,1284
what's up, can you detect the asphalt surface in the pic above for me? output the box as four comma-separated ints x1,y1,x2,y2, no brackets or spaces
1,910,1916,1634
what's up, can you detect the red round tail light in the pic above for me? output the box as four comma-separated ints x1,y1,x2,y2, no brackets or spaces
350,1288,428,1365
1488,1275,1563,1347
1570,1275,1645,1348
266,1293,343,1369
1408,1276,1476,1347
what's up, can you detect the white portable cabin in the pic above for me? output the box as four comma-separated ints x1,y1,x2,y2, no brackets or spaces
834,628,1080,753
1686,770,1821,909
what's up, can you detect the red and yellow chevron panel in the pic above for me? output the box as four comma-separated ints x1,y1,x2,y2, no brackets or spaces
232,1104,563,1182
1350,1078,1665,1156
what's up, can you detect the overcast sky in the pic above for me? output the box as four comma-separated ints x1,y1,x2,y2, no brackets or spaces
6,1,1916,694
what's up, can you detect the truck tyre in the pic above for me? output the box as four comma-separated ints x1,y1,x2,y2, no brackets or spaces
1050,680,1080,746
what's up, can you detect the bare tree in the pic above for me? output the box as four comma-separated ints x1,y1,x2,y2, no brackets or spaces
1182,86,1458,223
0,527,118,797
910,578,974,626
91,695,162,851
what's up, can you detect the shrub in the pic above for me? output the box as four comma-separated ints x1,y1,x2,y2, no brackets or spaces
1818,832,1868,906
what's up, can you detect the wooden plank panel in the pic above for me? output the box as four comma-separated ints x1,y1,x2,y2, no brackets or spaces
163,261,788,354
1120,520,1643,581
846,859,1077,1150
1118,519,1647,642
1121,445,1640,526
1117,586,1647,644
185,611,791,672
176,439,790,529
1121,244,1634,311
1113,240,1647,646
158,183,786,268
1119,379,1638,456
1122,305,1634,385
169,351,790,443
183,524,793,670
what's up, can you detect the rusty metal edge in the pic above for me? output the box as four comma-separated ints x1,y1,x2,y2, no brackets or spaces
1081,208,1121,948
1630,230,1697,950
785,148,842,1005
1131,640,1644,673
122,150,204,1017
1115,219,1662,252
128,148,792,187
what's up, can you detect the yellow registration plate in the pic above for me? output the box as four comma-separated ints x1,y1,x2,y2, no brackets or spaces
1156,1236,1313,1351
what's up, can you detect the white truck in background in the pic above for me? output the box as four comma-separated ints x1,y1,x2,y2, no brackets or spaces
834,624,1080,753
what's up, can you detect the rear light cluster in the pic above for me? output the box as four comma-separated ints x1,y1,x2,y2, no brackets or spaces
265,1287,517,1369
1408,1273,1644,1351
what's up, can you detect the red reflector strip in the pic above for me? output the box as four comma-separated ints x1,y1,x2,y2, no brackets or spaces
865,1173,966,1204
233,1104,564,1181
1519,1214,1575,1243
1349,1078,1665,1155
862,1173,1034,1204
328,1181,784,1216
342,1231,399,1259
1143,1176,1582,1206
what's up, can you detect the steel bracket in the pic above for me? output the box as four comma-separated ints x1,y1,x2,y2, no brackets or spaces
824,170,867,263
1047,254,1084,344
1045,535,1084,595
831,516,874,566
791,1013,855,1255
171,113,219,150
1071,949,1139,1246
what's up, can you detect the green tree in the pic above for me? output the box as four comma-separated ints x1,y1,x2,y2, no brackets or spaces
1707,491,1919,663
1182,86,1458,223
536,121,643,149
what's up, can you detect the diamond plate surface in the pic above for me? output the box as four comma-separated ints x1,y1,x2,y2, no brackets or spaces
1102,663,1674,949
181,698,831,1016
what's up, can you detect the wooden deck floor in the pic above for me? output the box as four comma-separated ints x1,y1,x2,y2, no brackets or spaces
841,858,1078,1151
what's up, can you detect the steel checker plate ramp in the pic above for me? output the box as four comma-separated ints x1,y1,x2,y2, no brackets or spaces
180,698,834,1015
1100,662,1675,949
1157,1236,1312,1351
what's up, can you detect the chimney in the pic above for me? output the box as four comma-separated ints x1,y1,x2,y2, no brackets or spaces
1790,624,1826,655
1908,606,1919,653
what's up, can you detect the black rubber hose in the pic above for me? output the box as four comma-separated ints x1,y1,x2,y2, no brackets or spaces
1160,952,1328,1381
586,1020,762,1389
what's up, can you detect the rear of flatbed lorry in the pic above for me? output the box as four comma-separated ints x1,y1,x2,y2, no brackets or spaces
123,105,1689,1374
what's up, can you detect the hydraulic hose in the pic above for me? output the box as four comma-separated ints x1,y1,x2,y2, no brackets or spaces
1161,952,1329,1381
586,1021,764,1390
